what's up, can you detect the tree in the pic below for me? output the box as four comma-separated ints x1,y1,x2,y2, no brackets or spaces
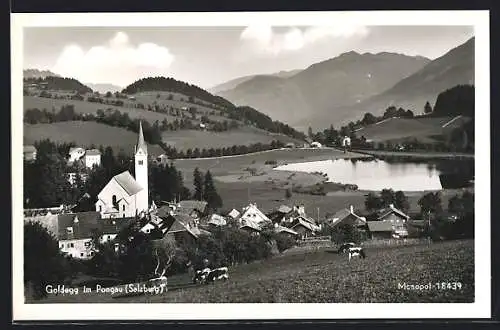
203,170,223,210
193,167,204,201
285,188,292,199
308,126,313,139
364,192,382,211
361,112,377,125
394,191,410,213
380,188,396,208
330,224,362,245
418,192,442,215
424,101,433,114
24,221,72,300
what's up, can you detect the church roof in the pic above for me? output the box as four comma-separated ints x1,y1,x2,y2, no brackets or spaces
113,171,144,196
136,121,148,154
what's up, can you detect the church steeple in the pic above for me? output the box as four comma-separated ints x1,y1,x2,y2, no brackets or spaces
136,121,148,155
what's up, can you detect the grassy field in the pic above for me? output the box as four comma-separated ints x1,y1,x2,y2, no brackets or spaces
23,121,165,156
162,126,303,151
355,116,471,143
36,239,474,303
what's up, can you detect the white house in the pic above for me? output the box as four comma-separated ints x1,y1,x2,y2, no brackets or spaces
68,147,86,163
84,149,101,168
95,122,149,218
23,145,37,161
239,203,271,231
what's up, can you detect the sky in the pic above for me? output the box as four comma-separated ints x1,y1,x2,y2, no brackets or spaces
23,25,474,89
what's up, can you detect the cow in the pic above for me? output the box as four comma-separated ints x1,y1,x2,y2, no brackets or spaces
347,247,366,261
206,267,229,283
337,242,357,254
193,267,211,284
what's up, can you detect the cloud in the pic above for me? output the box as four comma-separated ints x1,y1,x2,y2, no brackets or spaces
52,32,175,86
239,25,369,57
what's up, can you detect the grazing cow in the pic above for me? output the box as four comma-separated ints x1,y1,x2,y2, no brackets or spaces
338,242,357,254
206,267,229,283
347,247,366,261
193,267,211,284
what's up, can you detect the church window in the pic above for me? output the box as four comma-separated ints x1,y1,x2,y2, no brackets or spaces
112,195,117,207
138,160,144,165
99,205,102,212
122,205,125,211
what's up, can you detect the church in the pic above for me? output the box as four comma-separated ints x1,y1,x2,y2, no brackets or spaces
95,122,150,219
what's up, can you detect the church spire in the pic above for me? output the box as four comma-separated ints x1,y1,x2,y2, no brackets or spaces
136,121,148,154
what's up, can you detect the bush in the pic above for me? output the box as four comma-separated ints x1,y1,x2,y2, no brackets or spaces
275,235,296,252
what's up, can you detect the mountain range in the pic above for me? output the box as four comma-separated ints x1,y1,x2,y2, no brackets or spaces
215,37,474,131
85,83,123,94
23,69,61,79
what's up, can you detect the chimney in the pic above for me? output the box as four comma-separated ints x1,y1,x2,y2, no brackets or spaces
350,205,354,213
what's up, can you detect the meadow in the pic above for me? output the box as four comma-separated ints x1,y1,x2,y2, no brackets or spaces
36,239,474,303
23,121,165,156
355,116,471,143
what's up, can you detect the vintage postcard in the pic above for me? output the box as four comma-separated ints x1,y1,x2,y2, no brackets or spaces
12,10,490,321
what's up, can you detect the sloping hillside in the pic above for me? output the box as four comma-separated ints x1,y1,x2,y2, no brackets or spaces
23,121,165,156
23,69,60,79
218,52,430,130
24,76,93,94
209,69,302,94
326,37,475,128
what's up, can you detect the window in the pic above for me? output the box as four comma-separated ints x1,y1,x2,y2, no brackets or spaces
122,205,125,211
99,205,102,212
70,243,74,248
59,243,64,248
112,195,117,205
138,160,143,165
80,253,84,257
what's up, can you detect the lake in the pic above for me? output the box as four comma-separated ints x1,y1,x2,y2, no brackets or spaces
274,158,474,191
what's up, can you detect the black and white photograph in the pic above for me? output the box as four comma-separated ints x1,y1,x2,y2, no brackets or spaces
11,11,490,320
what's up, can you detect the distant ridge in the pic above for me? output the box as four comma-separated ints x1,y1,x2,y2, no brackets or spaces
23,69,61,79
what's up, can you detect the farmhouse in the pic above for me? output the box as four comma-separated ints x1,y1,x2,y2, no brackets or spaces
228,209,241,220
329,206,367,228
239,203,271,229
56,211,135,259
175,200,208,221
367,221,396,240
23,145,37,162
68,147,86,163
375,204,409,236
290,217,321,239
95,122,149,218
84,149,101,168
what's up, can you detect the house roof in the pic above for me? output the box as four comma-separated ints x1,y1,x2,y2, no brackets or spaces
69,147,84,154
292,218,320,232
101,217,136,235
377,205,410,221
57,211,101,240
240,217,262,231
367,221,394,232
228,209,240,219
278,205,293,214
112,171,143,196
85,149,101,156
177,200,208,214
208,214,226,226
275,225,298,236
23,145,36,153
136,121,148,154
329,208,366,227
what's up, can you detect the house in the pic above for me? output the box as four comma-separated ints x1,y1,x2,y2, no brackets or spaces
156,154,169,166
84,149,101,168
56,211,101,259
367,221,395,240
311,141,322,148
207,214,227,227
175,200,208,223
266,204,293,223
375,204,410,236
328,205,367,228
95,122,149,218
228,209,241,219
239,203,271,228
274,224,298,239
290,216,321,239
68,147,86,163
67,172,89,186
23,145,37,161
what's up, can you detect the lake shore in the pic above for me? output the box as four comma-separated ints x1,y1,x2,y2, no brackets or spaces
351,149,475,159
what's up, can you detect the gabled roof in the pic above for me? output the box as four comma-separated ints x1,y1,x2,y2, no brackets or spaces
329,208,366,227
377,205,410,221
23,145,37,153
239,217,262,232
136,121,148,154
367,221,394,232
57,211,101,240
278,205,293,214
176,200,208,214
69,147,84,154
112,171,143,196
228,209,241,219
275,225,298,236
292,218,321,232
85,149,101,156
